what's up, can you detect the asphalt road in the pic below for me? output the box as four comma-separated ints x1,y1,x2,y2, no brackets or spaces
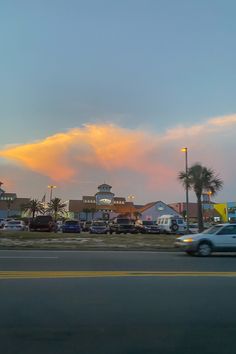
1,250,236,354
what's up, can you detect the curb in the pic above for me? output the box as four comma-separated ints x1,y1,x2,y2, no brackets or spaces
0,247,179,252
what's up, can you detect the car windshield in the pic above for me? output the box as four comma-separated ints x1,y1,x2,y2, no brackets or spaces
36,216,51,221
143,221,155,225
65,220,78,225
117,219,132,224
92,222,106,227
8,221,21,225
202,225,223,234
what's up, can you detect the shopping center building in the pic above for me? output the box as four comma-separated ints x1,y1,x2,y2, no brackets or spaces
67,183,180,221
68,183,135,220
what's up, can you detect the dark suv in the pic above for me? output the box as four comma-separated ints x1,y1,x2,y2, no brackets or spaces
29,215,55,232
110,218,137,234
136,221,160,234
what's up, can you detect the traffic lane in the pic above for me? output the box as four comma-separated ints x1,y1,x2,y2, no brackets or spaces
1,250,236,271
0,276,235,354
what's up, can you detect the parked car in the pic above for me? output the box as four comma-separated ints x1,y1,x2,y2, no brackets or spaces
3,220,26,231
83,221,92,232
29,215,55,232
56,220,64,232
62,220,81,233
110,218,137,234
175,223,236,256
0,218,6,228
90,221,108,234
188,223,199,234
157,215,186,234
136,220,160,234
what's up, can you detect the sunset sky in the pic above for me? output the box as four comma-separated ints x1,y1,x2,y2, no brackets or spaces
1,0,236,204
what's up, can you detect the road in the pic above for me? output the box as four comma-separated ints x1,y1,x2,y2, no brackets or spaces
0,250,236,354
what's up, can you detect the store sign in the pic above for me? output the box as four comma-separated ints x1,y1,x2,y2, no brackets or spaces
96,194,114,205
99,198,112,205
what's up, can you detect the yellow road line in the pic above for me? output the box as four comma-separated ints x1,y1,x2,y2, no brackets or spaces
0,271,236,279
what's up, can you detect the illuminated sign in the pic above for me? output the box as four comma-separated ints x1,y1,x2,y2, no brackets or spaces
96,194,114,206
99,198,112,205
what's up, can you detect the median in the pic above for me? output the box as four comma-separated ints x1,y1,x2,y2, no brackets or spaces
0,231,178,250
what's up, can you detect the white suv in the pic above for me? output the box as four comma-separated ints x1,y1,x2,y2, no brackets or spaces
175,223,236,256
157,215,186,234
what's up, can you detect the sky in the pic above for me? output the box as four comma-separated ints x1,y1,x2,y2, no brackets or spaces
0,0,236,204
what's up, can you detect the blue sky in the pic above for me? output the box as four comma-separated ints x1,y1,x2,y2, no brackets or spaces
0,0,236,203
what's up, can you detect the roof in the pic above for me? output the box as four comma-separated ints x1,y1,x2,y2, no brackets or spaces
137,202,157,213
95,191,114,196
113,202,136,214
98,183,112,189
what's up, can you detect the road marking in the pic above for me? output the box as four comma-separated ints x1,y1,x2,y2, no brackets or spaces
0,271,236,279
0,257,58,259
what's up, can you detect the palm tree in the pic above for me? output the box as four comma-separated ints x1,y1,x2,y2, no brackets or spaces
178,163,223,232
46,197,67,221
133,211,142,221
22,199,45,219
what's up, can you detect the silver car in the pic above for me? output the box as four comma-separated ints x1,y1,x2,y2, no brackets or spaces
3,220,26,231
175,223,236,256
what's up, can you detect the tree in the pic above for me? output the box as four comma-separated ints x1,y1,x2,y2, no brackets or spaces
46,197,67,221
22,199,45,219
133,211,142,220
178,163,223,232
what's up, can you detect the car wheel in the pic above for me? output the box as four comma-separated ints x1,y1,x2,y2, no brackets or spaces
171,224,179,233
197,242,212,257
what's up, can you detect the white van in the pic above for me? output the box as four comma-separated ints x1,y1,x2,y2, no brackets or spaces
157,215,186,234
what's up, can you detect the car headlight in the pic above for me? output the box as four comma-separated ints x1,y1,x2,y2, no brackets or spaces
183,238,194,243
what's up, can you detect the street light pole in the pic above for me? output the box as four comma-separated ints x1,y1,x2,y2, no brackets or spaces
127,195,135,218
181,148,189,233
48,185,57,202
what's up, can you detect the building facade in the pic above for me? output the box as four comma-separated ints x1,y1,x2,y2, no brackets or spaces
68,184,182,222
68,184,134,221
137,201,181,222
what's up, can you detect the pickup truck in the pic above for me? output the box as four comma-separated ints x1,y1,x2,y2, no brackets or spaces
29,215,55,232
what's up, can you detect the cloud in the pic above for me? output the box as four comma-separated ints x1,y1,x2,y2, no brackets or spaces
163,114,236,141
0,114,236,202
0,124,162,180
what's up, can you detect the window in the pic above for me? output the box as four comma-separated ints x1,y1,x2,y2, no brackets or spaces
218,225,236,235
203,225,222,234
65,220,79,225
228,207,236,214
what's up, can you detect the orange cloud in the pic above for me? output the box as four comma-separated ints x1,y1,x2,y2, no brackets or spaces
0,114,236,187
0,124,160,181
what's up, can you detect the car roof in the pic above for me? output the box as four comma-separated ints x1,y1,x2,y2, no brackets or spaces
205,223,236,227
